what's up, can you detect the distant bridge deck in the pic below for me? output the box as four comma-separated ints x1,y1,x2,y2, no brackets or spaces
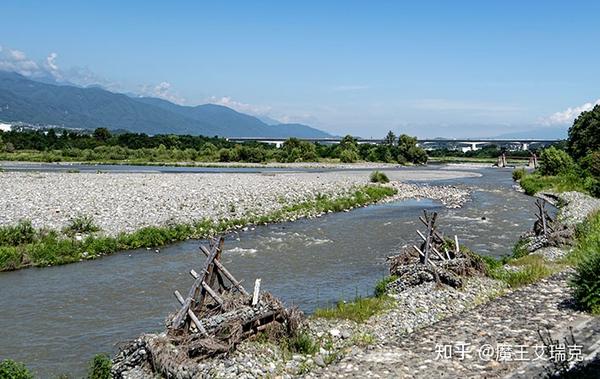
227,137,561,150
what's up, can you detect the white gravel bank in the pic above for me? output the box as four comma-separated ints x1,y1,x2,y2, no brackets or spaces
0,170,473,236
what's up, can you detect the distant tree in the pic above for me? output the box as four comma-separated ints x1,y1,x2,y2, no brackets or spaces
567,104,600,160
93,128,112,143
337,135,360,163
397,134,427,164
384,131,397,146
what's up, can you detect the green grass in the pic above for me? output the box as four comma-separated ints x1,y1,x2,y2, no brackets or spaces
0,185,397,271
313,296,395,323
374,275,397,297
488,255,555,288
519,172,589,195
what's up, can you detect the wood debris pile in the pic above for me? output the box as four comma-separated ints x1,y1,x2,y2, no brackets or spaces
112,237,304,378
386,211,487,292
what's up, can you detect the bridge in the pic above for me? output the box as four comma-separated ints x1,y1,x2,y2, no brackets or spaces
227,137,561,151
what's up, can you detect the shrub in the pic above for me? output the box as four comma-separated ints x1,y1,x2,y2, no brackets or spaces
88,354,112,379
512,167,526,181
0,359,34,379
339,149,359,163
572,250,600,314
374,275,397,297
369,170,389,184
538,147,575,176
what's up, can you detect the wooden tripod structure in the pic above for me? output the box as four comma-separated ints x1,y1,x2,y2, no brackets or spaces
412,210,460,266
171,237,249,334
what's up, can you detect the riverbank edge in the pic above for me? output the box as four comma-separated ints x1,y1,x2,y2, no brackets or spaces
0,159,408,170
115,190,600,378
0,184,400,272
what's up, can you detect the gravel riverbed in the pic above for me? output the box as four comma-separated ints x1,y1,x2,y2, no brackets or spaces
0,170,472,236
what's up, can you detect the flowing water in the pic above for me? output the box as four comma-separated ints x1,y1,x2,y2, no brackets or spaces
0,166,542,377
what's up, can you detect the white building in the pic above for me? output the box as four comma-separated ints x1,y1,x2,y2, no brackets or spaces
0,123,12,132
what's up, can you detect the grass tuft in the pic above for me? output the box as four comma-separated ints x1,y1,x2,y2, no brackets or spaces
374,275,397,297
63,215,101,235
313,296,395,323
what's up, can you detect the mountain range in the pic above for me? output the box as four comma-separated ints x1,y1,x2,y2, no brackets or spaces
0,71,331,138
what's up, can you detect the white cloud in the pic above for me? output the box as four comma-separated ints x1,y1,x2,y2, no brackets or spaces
0,46,42,77
1,44,187,103
540,99,600,126
207,96,272,115
139,81,186,104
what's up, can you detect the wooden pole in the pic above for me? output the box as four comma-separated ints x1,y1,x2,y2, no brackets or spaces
200,245,249,296
413,245,437,267
173,290,207,335
416,229,446,260
252,278,261,306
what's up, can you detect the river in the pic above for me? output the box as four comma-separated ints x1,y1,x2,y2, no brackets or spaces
0,166,540,377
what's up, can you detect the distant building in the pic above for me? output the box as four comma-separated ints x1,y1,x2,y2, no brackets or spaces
0,123,12,132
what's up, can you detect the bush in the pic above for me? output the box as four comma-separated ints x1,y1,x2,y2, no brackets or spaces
572,250,600,314
0,360,34,379
339,149,359,163
369,171,389,184
88,354,112,379
512,168,526,181
538,146,575,176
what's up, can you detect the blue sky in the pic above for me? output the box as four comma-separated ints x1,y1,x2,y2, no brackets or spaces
1,0,599,137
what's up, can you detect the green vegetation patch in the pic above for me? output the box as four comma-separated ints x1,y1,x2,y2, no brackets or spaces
87,354,112,379
313,296,395,323
569,212,600,314
374,275,397,297
0,359,34,379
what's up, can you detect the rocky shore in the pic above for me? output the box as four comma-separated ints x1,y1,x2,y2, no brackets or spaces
0,170,471,236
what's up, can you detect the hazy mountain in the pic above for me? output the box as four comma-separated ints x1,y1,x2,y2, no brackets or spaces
0,71,332,138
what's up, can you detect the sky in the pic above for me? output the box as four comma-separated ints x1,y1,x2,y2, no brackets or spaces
1,0,599,138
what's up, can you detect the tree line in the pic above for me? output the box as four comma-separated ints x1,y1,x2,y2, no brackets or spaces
0,128,427,164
